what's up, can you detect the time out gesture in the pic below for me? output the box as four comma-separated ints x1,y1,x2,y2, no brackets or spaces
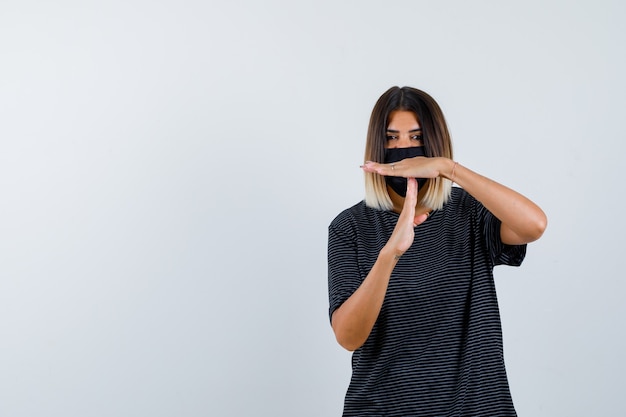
361,156,547,246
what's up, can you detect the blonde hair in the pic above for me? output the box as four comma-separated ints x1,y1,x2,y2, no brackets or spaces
364,86,454,211
365,173,452,211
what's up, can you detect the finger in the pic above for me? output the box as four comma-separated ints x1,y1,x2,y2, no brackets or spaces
403,178,418,211
361,161,407,177
413,213,429,227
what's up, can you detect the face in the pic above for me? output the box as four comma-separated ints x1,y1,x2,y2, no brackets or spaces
385,110,423,149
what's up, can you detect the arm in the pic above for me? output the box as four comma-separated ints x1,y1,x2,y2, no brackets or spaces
331,246,397,351
439,159,547,245
331,178,428,351
362,157,548,245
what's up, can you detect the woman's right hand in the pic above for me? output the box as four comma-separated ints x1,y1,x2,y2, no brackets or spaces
331,178,430,351
385,178,429,259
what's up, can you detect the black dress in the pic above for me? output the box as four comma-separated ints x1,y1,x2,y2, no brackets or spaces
328,187,526,417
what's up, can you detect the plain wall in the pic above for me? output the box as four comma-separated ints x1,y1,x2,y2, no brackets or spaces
1,0,624,416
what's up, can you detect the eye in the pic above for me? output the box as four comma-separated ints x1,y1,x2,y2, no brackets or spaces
386,135,398,141
411,135,423,141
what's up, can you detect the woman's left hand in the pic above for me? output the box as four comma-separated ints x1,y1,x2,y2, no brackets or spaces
363,155,548,245
361,156,445,179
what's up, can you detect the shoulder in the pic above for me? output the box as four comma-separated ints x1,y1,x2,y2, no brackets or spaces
437,187,489,227
443,186,476,213
329,200,370,229
329,200,392,236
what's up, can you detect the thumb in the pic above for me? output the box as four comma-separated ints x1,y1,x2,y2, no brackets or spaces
413,213,429,227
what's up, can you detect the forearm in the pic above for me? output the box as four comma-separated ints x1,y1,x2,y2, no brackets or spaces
439,158,547,244
331,246,398,351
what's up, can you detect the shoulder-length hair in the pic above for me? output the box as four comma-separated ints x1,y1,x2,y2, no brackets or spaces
364,86,454,211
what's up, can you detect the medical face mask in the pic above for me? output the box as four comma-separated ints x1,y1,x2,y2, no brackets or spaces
383,147,428,197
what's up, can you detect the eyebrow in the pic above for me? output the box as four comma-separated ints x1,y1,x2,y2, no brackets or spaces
386,128,422,133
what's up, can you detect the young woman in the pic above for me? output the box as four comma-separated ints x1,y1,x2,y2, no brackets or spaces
328,86,547,416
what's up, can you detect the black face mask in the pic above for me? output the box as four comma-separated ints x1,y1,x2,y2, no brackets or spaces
383,147,428,197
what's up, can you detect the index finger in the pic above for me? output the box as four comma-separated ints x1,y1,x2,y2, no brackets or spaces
362,161,409,178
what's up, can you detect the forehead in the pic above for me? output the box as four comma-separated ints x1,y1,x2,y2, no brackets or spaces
387,110,420,129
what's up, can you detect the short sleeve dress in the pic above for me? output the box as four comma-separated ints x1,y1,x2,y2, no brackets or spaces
328,187,526,417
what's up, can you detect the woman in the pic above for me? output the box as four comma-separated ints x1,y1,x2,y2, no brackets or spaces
327,86,547,416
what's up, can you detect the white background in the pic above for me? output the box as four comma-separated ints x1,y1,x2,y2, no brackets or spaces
1,1,624,416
